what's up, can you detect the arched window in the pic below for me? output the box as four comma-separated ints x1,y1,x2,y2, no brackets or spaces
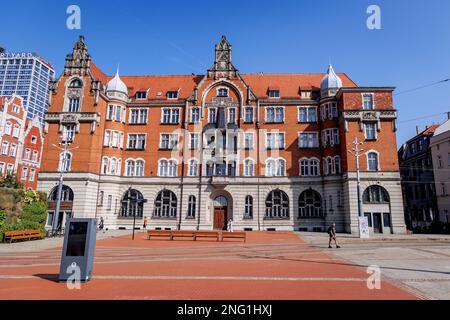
310,159,320,176
327,157,333,175
101,157,109,174
300,159,309,176
110,158,117,175
244,195,253,218
68,78,83,88
120,189,144,218
367,152,379,171
188,159,198,176
59,152,71,172
126,160,135,176
265,158,285,177
158,159,168,176
277,159,286,176
187,195,196,218
299,189,323,218
135,160,144,176
244,159,254,176
266,159,276,176
154,190,177,218
363,185,389,203
168,160,177,176
214,196,228,207
49,185,74,202
334,156,341,174
265,190,289,219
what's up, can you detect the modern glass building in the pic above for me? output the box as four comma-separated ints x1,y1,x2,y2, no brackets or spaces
0,51,55,124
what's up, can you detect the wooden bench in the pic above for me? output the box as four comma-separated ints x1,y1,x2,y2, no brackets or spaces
171,230,196,241
221,231,246,242
194,231,220,241
147,230,173,240
3,230,45,243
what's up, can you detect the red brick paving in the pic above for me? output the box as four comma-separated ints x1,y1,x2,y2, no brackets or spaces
0,232,417,300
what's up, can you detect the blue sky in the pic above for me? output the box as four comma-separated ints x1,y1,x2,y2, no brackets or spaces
3,0,450,144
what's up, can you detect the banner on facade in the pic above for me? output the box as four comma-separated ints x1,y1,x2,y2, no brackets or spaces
358,216,370,239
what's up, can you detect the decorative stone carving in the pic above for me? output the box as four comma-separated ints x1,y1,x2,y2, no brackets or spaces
342,110,397,132
64,35,91,76
207,36,239,80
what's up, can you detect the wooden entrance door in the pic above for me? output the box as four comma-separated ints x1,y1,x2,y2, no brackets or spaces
373,212,382,233
214,207,227,230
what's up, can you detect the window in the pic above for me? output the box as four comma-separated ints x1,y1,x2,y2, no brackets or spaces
69,78,83,88
129,109,148,124
322,128,339,146
363,94,374,110
187,195,196,218
4,122,12,135
244,133,254,149
29,168,35,182
299,158,320,176
266,107,284,123
9,144,17,157
1,142,8,155
208,108,217,123
244,107,254,123
63,124,75,142
161,108,180,124
120,189,144,218
228,108,236,123
365,123,376,140
299,189,323,217
136,91,147,99
111,131,119,147
135,160,144,176
321,103,338,119
244,159,254,176
59,152,71,172
265,190,289,218
218,88,228,97
97,191,104,207
299,132,319,148
104,131,111,146
383,213,391,227
367,152,379,171
363,185,389,203
0,163,4,175
126,160,135,176
334,156,341,174
158,159,178,177
109,158,117,175
298,106,317,123
125,160,144,177
115,106,122,122
21,167,28,181
107,105,114,120
68,98,80,112
268,90,280,98
266,132,285,149
24,149,31,160
12,125,20,138
190,133,199,149
244,195,253,219
101,157,108,174
107,195,112,210
31,136,37,144
127,134,146,150
153,190,177,218
265,158,285,177
190,107,200,123
160,134,178,150
188,159,198,176
167,91,178,99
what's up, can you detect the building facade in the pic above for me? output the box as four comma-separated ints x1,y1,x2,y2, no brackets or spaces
0,95,44,189
398,126,440,231
38,36,406,234
0,51,55,124
430,118,450,225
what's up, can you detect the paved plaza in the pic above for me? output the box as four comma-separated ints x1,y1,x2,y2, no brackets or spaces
1,230,448,300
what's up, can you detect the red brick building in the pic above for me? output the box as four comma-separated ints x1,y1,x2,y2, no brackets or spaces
0,95,43,189
38,36,406,234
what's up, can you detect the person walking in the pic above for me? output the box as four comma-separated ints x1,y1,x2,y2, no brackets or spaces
227,219,234,232
98,217,104,231
327,223,340,248
143,216,148,230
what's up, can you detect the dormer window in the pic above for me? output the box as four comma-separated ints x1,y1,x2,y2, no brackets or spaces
136,91,147,99
268,88,280,98
167,91,179,99
218,88,228,97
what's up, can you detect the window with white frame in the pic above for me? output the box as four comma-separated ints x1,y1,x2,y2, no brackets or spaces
244,132,254,149
332,128,340,145
126,159,144,177
208,108,217,123
218,88,228,97
0,163,4,175
265,107,284,123
107,105,114,120
24,149,31,160
187,195,196,218
367,152,379,171
228,107,236,123
135,91,147,99
244,195,253,218
160,134,178,150
266,132,285,149
334,156,341,174
298,106,317,123
29,168,35,182
244,107,254,123
68,98,80,112
299,132,319,148
190,107,200,123
1,142,9,155
190,133,199,149
127,134,146,149
265,158,285,177
161,108,180,124
365,123,377,140
12,125,20,138
158,159,178,177
115,106,122,122
136,160,144,176
104,131,111,146
9,144,17,157
268,90,280,98
300,158,320,176
321,102,338,120
21,167,28,181
63,124,75,142
244,159,254,176
129,109,148,124
322,128,339,146
4,122,12,135
363,94,374,110
188,159,198,176
112,131,120,147
101,157,108,174
59,152,71,172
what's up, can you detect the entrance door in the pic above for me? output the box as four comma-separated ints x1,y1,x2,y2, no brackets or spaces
214,207,227,230
372,212,382,233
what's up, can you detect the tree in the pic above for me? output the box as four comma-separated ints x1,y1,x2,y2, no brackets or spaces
0,173,23,189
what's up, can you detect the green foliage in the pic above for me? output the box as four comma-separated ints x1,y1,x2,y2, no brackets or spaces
0,173,23,189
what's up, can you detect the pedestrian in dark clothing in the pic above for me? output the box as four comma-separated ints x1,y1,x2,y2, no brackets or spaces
143,216,148,230
99,217,104,231
327,223,340,248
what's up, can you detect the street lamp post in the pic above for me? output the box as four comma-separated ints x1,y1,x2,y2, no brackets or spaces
124,187,147,240
348,137,366,238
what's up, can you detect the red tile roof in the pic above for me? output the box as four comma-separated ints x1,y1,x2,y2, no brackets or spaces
419,124,440,136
